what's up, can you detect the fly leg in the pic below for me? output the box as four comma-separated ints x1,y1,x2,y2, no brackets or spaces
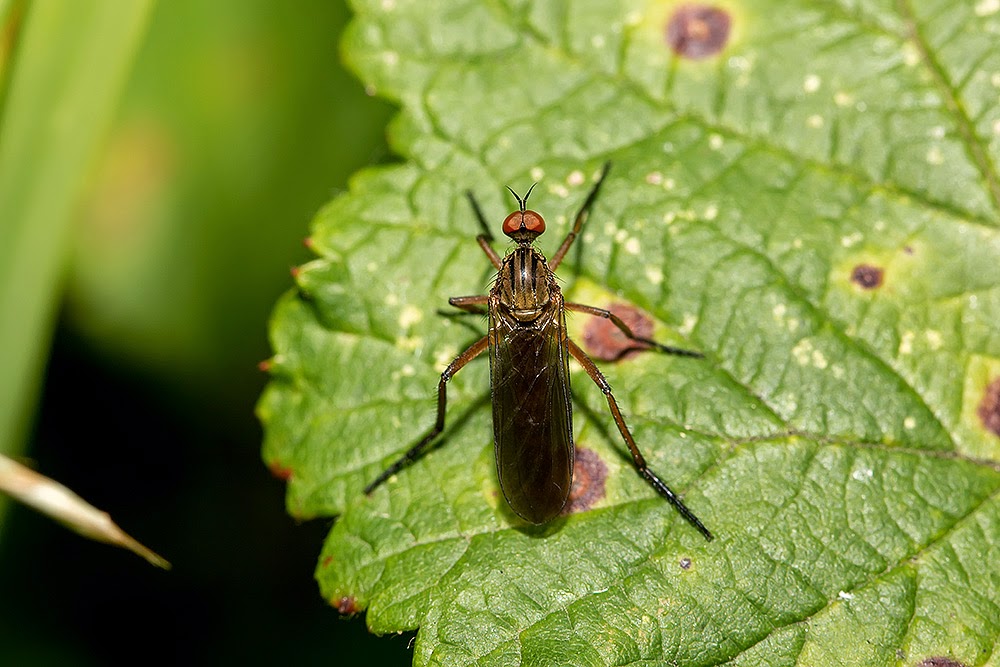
565,302,703,358
565,338,713,540
364,335,490,494
549,161,611,270
448,294,489,315
438,295,489,332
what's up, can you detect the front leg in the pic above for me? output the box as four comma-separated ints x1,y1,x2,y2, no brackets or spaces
465,192,503,269
449,294,489,315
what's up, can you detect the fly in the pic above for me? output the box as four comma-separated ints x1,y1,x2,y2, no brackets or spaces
365,163,712,540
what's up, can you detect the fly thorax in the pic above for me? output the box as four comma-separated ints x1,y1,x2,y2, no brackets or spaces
495,247,553,322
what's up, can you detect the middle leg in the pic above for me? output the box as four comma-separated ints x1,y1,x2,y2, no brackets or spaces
565,302,703,358
365,334,490,494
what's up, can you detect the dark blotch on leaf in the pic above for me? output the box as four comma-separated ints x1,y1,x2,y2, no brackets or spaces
582,303,654,361
562,447,607,515
978,377,1000,437
257,358,273,373
335,596,358,615
679,557,692,570
916,658,968,667
851,263,884,289
665,5,731,59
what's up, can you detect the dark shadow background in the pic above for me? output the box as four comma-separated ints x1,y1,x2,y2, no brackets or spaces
0,1,413,663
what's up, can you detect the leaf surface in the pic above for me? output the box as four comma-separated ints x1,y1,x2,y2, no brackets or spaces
259,1,1000,664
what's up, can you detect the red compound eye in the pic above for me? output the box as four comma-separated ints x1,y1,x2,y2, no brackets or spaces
522,210,545,234
502,210,546,238
502,211,522,236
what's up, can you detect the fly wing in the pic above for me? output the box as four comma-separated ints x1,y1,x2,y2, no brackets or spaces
489,297,574,523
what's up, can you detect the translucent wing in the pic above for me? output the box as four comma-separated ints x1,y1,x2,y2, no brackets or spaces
489,296,574,523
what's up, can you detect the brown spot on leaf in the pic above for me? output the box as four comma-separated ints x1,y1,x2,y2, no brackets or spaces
851,263,883,289
303,236,315,250
334,596,358,615
257,358,273,373
666,5,732,59
978,377,1000,438
289,265,301,279
321,555,333,568
582,303,654,361
562,447,607,515
268,461,293,481
915,658,967,667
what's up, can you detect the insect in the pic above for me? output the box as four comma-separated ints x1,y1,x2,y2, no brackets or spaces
365,163,713,540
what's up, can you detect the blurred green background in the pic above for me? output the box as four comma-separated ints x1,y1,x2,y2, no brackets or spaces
0,0,412,663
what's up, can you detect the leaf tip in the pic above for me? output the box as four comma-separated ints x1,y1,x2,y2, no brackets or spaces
332,595,359,615
268,460,294,482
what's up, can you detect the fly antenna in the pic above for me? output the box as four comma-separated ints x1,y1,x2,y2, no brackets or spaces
505,185,524,211
505,182,538,212
522,182,537,208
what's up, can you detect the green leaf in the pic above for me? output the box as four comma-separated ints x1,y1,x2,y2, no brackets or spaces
259,0,1000,664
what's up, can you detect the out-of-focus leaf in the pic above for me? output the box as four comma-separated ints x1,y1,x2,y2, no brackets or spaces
0,1,153,455
66,0,393,415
